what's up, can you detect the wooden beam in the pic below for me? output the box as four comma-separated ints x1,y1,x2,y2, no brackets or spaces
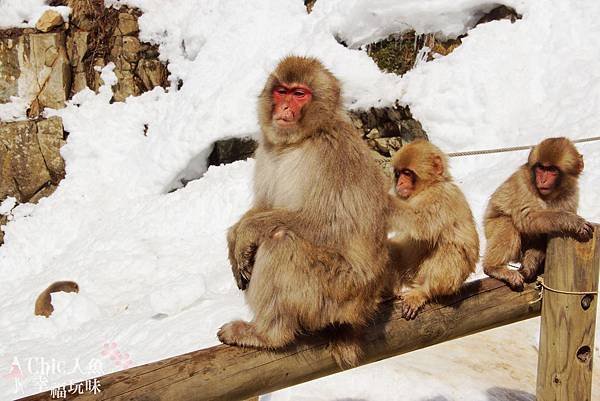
536,228,600,401
19,277,541,401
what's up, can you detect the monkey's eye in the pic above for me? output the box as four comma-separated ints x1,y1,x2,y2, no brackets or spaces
293,89,308,97
394,170,400,179
273,86,288,95
401,169,414,178
537,164,560,175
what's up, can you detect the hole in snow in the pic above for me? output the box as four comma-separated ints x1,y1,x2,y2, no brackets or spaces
165,136,258,193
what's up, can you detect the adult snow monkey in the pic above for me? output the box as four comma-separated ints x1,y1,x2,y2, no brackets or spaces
483,137,594,290
387,140,479,319
218,56,390,367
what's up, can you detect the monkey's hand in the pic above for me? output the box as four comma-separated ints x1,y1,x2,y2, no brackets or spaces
518,265,538,283
399,289,427,320
231,222,263,290
573,219,595,242
227,222,258,290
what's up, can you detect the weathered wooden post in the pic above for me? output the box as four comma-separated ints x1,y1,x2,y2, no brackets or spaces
536,227,600,401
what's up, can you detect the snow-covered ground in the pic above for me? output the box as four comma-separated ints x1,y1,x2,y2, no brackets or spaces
1,0,599,399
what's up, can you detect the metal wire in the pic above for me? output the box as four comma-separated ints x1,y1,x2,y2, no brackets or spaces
447,136,600,158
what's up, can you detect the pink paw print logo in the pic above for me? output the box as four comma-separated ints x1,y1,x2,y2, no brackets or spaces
101,342,133,369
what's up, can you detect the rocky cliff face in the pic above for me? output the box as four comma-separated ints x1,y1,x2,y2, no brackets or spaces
0,116,65,203
0,2,520,243
0,2,170,243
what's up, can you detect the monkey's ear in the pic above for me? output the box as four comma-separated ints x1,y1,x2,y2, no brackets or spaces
576,154,584,174
432,155,444,176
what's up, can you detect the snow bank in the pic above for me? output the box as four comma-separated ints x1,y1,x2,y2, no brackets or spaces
310,0,523,48
1,0,599,399
0,0,70,29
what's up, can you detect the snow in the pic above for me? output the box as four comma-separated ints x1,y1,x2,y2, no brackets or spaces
0,97,29,122
310,0,511,48
1,0,599,400
0,0,70,29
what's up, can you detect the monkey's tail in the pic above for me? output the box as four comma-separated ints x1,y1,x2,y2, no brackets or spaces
329,325,364,369
34,281,80,318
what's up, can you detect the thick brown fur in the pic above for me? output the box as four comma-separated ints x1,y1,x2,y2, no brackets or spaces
483,137,594,290
219,56,389,368
388,140,479,319
34,281,79,317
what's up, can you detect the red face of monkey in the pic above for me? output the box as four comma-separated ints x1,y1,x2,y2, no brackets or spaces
395,169,416,199
534,163,560,196
272,83,312,127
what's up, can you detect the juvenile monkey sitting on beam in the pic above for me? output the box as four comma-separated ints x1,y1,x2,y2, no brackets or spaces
483,137,594,290
388,140,479,320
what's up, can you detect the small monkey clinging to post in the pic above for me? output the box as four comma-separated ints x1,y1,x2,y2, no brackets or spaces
218,56,389,367
483,137,594,290
388,140,479,319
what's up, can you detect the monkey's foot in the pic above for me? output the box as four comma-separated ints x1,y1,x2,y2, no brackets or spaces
519,266,538,283
399,291,427,320
217,320,260,348
501,269,525,291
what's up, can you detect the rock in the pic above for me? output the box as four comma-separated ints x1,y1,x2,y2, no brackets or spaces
0,32,71,116
0,120,50,201
66,31,89,71
66,31,89,94
64,0,97,31
91,58,106,91
380,121,401,138
136,59,168,91
112,69,142,101
369,137,402,156
121,36,141,63
117,12,139,36
304,0,317,13
0,214,7,245
386,107,402,121
0,38,19,103
208,137,258,167
387,137,403,153
350,104,428,145
21,33,71,113
367,31,421,76
35,10,64,33
369,150,392,178
400,119,427,141
349,113,363,130
28,184,58,204
71,71,88,94
37,117,66,182
476,5,521,25
0,215,7,245
0,117,65,203
366,128,381,139
112,71,135,99
365,110,377,128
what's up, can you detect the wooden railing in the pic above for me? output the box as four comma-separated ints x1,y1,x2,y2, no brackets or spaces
19,230,599,401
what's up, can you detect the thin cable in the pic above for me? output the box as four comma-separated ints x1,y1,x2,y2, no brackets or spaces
448,136,600,158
